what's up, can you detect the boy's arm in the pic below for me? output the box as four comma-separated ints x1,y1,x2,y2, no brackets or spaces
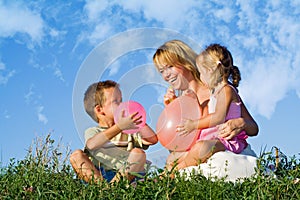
86,111,142,150
85,124,122,151
139,124,158,145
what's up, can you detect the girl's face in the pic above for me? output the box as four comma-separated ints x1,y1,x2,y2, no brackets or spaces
159,64,190,90
196,56,212,88
101,87,122,120
198,66,211,87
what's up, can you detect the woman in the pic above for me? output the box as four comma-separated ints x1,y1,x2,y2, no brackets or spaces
153,40,258,169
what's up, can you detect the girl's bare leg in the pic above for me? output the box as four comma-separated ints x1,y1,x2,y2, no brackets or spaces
166,151,187,171
175,140,225,170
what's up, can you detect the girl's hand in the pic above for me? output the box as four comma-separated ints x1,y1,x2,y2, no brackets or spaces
177,119,197,136
164,87,176,106
116,110,142,131
217,118,244,140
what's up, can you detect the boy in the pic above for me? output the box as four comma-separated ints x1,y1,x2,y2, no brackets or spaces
70,80,158,183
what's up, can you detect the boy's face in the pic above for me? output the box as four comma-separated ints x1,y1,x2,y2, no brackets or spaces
101,86,122,120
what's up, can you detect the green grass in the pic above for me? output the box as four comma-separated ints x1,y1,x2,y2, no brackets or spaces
0,134,299,199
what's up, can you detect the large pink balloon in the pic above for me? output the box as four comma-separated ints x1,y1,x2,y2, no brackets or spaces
156,95,201,151
114,101,146,134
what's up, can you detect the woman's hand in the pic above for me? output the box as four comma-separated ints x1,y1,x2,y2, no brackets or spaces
116,110,142,131
164,87,176,105
217,118,245,140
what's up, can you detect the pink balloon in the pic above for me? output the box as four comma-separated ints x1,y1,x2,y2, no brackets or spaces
114,101,146,134
156,95,201,151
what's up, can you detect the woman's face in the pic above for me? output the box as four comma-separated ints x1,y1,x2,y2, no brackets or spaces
159,64,190,90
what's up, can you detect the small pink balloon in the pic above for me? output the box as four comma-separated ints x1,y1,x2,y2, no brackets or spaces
114,101,146,134
156,95,201,151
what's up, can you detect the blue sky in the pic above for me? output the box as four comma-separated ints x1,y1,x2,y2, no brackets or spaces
1,0,300,167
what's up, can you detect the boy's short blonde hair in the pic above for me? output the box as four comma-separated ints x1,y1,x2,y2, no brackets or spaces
84,80,118,122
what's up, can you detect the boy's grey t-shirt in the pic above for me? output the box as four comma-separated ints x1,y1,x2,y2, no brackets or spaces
84,126,145,170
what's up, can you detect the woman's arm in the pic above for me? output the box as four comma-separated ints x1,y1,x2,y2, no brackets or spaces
164,87,177,106
217,97,259,140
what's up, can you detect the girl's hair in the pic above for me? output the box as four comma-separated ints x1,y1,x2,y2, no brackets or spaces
153,40,202,83
84,80,119,122
196,44,241,89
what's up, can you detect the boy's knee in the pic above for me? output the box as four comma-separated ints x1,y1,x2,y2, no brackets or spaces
131,148,146,155
130,148,146,161
70,149,84,161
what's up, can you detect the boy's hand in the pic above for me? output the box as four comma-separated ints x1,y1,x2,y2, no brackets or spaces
177,119,197,136
116,110,142,131
164,87,176,106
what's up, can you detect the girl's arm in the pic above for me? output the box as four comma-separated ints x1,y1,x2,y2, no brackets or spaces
178,85,233,134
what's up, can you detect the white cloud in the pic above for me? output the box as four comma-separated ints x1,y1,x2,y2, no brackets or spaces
36,106,48,124
24,84,35,104
24,85,48,124
291,51,300,98
49,28,60,37
267,13,300,50
214,6,235,23
54,67,65,82
0,61,16,85
78,0,300,120
88,23,112,45
219,1,300,119
240,55,291,119
81,0,199,45
3,110,11,119
84,0,109,21
0,2,44,43
122,0,198,28
0,62,4,70
27,49,66,83
108,60,121,76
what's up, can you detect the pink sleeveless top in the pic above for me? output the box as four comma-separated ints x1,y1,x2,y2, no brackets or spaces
197,85,248,153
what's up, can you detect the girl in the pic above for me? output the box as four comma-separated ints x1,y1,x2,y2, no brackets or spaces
175,44,249,169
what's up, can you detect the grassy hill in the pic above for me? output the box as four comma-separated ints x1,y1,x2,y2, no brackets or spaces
0,134,299,199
